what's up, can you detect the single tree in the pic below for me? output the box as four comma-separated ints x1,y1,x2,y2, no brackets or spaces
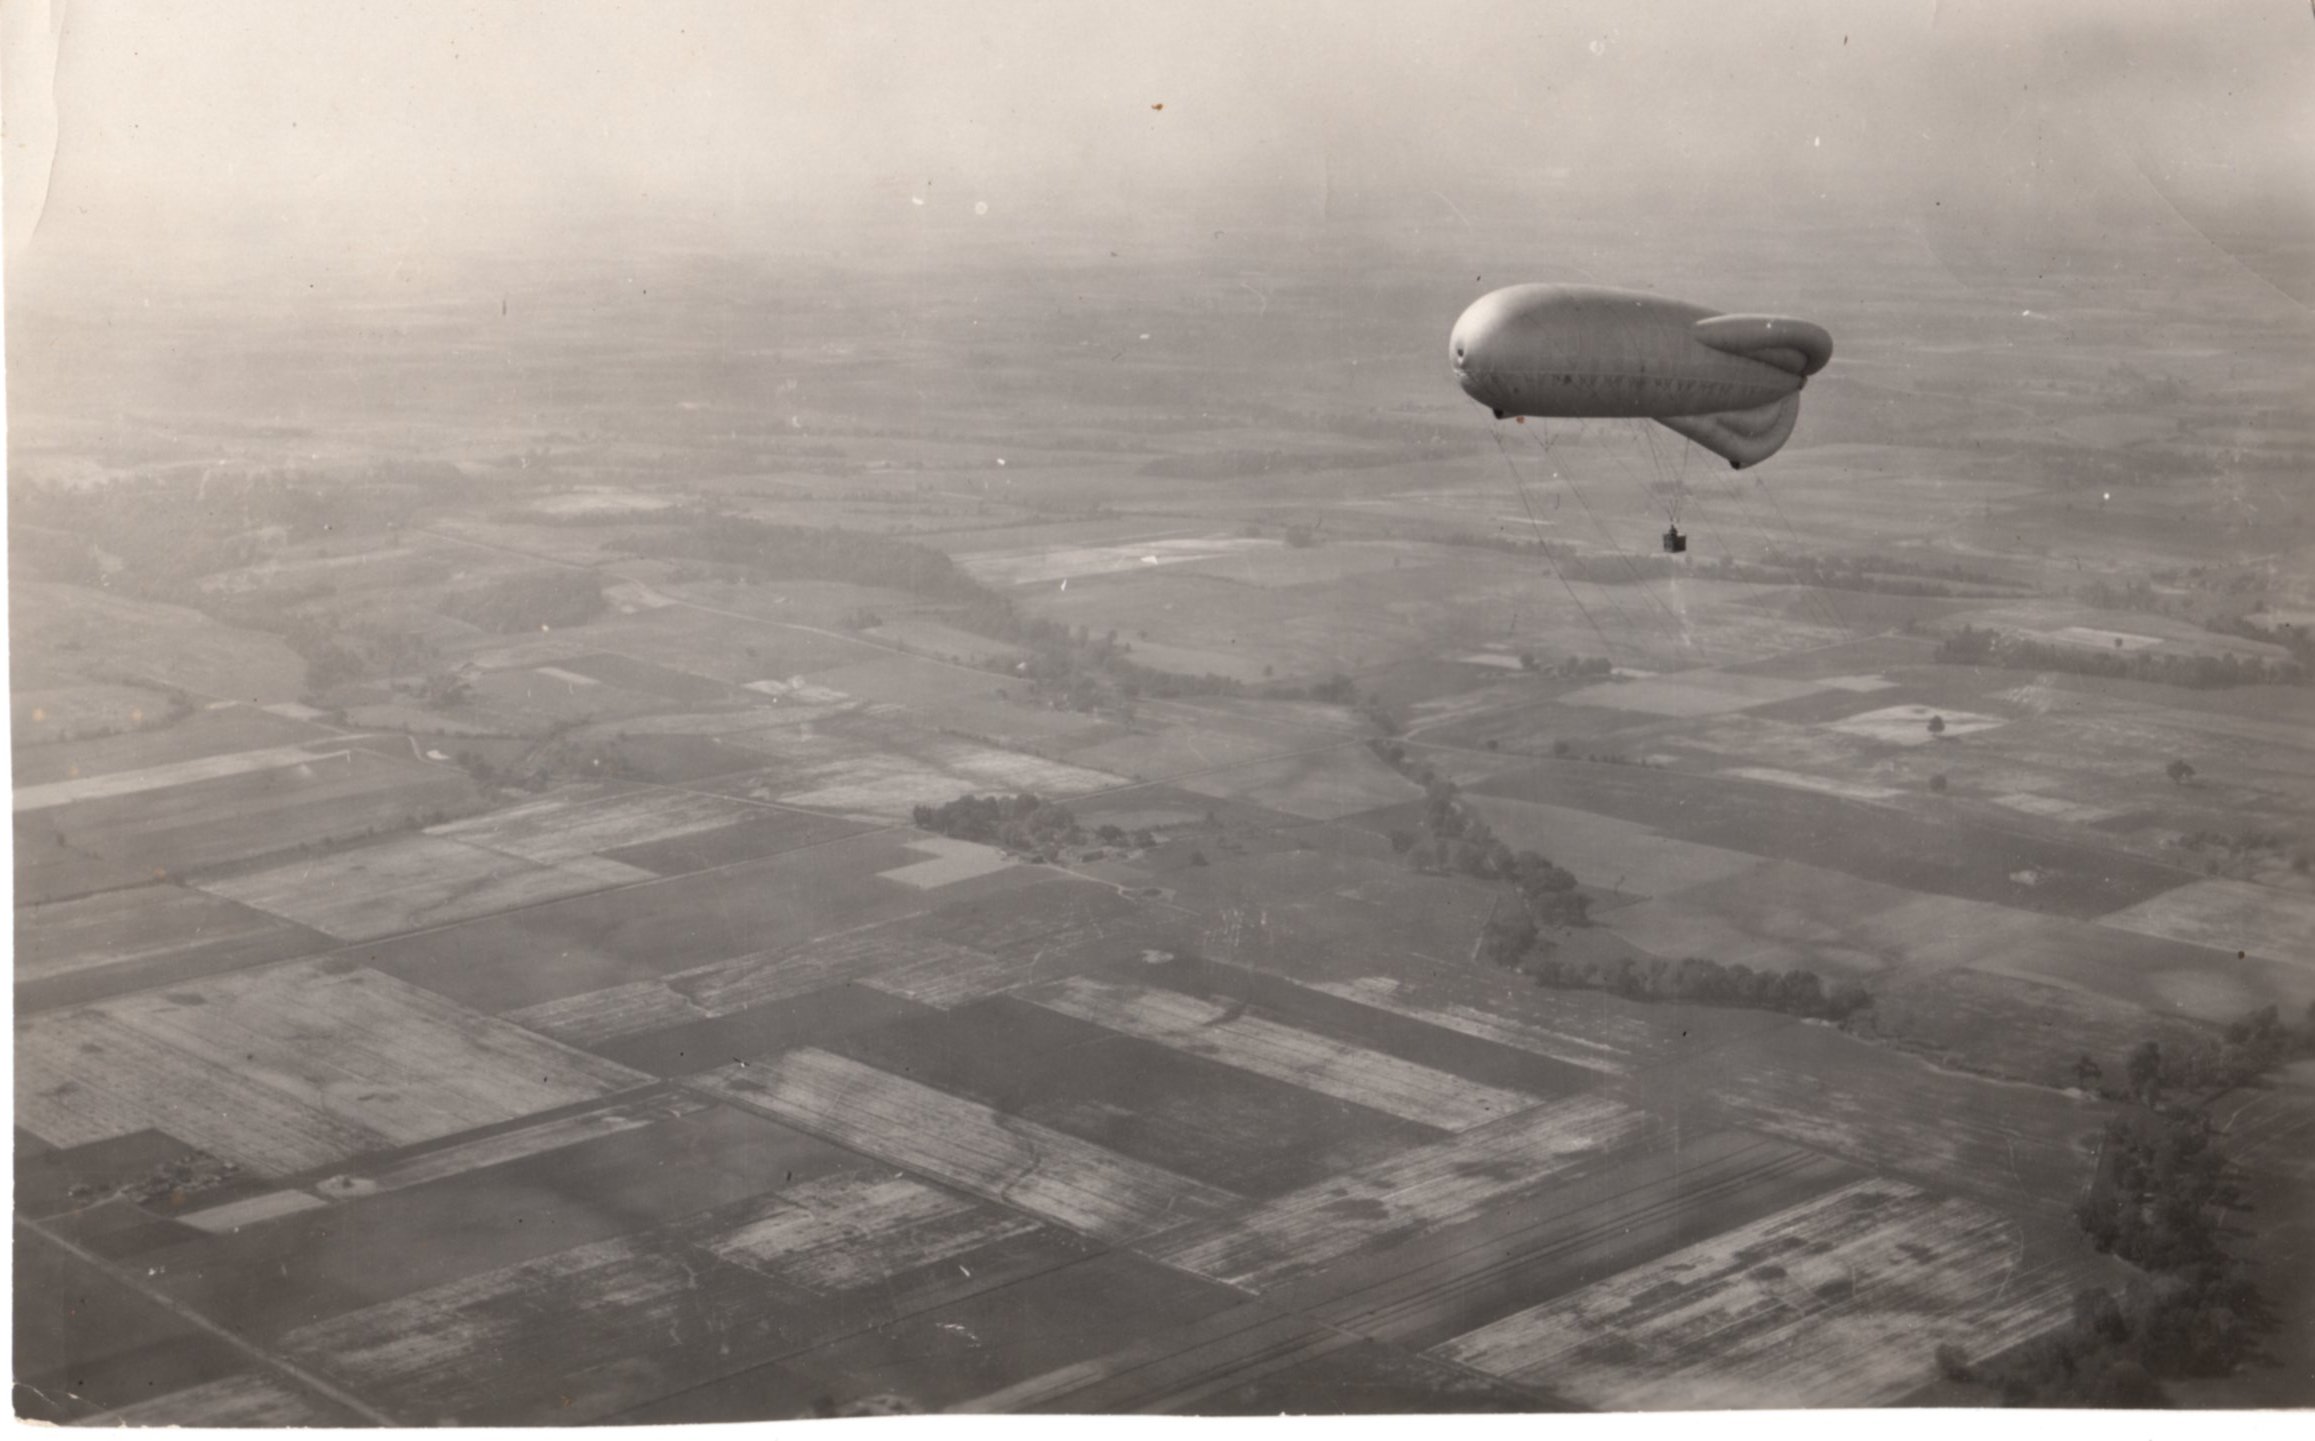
2166,758,2196,786
1929,773,1949,794
1927,714,1947,736
2073,1053,2104,1091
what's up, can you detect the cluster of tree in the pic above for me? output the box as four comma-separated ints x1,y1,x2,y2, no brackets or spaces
911,792,1084,859
2089,1006,2315,1105
439,571,605,634
2073,1110,2239,1268
1956,1111,2266,1403
2204,612,2315,673
1935,625,2303,688
1944,1268,2263,1407
1754,547,2016,590
283,619,441,696
1957,1006,2315,1404
1000,620,1249,710
2170,825,2310,876
1369,741,1591,939
1521,952,1872,1022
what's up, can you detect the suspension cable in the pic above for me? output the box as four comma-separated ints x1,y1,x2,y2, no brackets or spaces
1532,424,1698,656
1491,427,1619,661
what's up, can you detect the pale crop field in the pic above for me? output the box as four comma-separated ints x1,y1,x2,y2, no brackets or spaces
700,1169,1041,1294
1025,975,1541,1131
1147,1094,1651,1293
426,782,763,865
857,938,1053,1009
877,836,1017,889
199,835,653,942
1173,748,1423,822
16,961,646,1175
2100,878,2315,970
1823,704,2006,746
12,743,359,813
504,929,961,1046
1560,671,1824,719
1431,1178,2077,1410
1308,976,1636,1076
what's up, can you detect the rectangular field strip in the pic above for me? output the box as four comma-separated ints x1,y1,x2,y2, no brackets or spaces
180,1189,332,1232
698,1170,1041,1293
691,1048,1242,1243
1431,1177,2077,1410
503,928,976,1046
321,1094,711,1199
426,783,762,865
2099,878,2315,968
1145,1093,1650,1294
855,938,1048,1009
1025,976,1540,1130
197,835,653,942
1308,976,1637,1076
12,743,353,812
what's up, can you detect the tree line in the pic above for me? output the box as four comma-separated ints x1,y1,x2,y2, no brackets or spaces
911,791,1085,860
1936,624,2303,688
1368,740,1590,935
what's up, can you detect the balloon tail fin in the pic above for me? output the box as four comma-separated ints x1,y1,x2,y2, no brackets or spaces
1655,392,1801,470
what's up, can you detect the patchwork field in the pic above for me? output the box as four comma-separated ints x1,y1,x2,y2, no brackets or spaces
16,215,2311,1418
16,960,646,1175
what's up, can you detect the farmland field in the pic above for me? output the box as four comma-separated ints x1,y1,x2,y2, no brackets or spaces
14,883,329,1012
15,58,2314,1417
1432,1178,2089,1410
16,960,646,1175
198,834,654,941
697,1047,1244,1243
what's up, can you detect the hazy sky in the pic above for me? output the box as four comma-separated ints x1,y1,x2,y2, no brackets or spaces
6,0,2311,290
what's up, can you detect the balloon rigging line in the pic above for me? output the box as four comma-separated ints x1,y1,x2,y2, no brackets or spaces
1492,426,1619,661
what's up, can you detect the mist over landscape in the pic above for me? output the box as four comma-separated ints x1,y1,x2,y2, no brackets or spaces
8,0,2314,1423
